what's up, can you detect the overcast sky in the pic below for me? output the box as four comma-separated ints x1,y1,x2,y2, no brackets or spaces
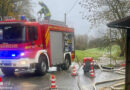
31,0,106,36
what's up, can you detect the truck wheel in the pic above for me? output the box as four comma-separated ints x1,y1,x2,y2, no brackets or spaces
35,55,48,76
1,68,15,76
62,55,70,70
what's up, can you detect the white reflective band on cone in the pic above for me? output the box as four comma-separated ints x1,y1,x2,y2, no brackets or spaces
51,79,56,81
73,71,76,73
51,83,56,85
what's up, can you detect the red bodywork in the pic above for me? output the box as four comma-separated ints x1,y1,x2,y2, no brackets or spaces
41,24,74,66
0,20,74,67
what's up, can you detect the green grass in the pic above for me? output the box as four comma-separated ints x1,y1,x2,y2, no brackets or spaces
106,45,125,60
75,45,124,62
75,48,106,62
122,85,125,90
105,64,115,67
121,85,125,90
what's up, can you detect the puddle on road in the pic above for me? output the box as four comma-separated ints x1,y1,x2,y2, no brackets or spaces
94,69,125,89
0,66,79,90
0,63,125,90
0,72,51,90
94,69,124,83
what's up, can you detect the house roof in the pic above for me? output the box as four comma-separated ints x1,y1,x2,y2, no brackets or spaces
107,16,130,29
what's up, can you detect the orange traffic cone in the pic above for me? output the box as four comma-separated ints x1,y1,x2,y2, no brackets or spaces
0,77,3,86
50,75,57,89
72,65,77,76
90,66,95,78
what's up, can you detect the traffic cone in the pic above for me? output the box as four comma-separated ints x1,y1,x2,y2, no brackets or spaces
50,75,57,89
90,66,95,78
0,77,3,86
72,65,77,76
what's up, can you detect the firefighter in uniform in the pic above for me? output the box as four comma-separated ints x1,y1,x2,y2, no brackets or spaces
39,2,51,20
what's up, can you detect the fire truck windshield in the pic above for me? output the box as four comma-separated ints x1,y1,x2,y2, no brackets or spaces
0,24,26,43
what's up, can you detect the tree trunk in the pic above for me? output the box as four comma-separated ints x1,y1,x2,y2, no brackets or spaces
119,42,125,57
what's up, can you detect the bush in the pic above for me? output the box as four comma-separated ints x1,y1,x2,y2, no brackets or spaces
107,45,124,60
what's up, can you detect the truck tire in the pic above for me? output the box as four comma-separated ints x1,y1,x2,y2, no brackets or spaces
35,55,48,76
1,68,15,76
62,55,70,70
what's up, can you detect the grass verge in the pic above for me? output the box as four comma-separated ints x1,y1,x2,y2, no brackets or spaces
75,48,106,62
75,45,124,62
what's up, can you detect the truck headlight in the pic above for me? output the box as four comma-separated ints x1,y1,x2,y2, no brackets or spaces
20,61,26,65
18,60,28,65
20,53,25,56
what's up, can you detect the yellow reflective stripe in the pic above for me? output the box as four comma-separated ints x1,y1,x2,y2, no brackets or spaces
45,13,51,17
25,46,31,49
42,6,51,17
45,27,50,46
45,29,49,38
45,34,49,46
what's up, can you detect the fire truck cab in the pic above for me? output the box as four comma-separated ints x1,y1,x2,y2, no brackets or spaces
0,19,75,76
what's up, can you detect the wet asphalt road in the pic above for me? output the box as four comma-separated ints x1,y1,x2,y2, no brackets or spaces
79,68,125,90
0,66,79,90
0,63,125,90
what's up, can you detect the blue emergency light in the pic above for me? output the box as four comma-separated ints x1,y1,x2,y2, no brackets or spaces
20,16,26,20
12,54,16,57
0,50,24,59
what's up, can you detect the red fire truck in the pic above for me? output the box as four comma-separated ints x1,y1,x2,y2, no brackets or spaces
0,19,75,76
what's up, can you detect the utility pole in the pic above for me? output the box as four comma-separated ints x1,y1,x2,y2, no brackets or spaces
64,13,66,25
110,29,112,65
0,16,2,21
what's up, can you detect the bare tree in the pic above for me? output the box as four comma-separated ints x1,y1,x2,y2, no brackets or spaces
88,35,109,49
0,0,33,20
15,0,34,19
79,0,130,56
75,34,88,50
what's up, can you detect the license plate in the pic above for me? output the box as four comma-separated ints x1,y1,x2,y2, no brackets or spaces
3,63,11,66
2,61,11,64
